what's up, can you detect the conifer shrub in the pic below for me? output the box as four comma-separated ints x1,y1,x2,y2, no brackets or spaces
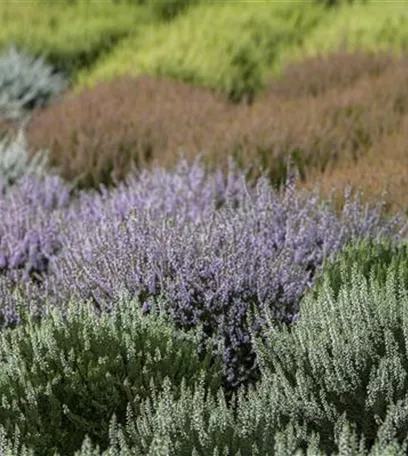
0,128,56,192
0,289,224,456
0,46,68,121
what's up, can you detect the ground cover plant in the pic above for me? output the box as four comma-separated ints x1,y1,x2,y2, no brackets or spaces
74,0,326,101
3,214,408,455
0,0,154,79
1,157,407,455
24,75,238,191
24,50,408,215
278,0,408,66
3,1,408,454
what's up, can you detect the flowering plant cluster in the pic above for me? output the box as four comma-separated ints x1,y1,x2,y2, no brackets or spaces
1,156,406,398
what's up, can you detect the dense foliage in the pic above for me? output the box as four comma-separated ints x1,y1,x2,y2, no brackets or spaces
0,46,68,121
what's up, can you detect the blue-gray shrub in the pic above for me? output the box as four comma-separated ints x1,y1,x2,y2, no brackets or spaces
0,45,68,120
0,127,57,192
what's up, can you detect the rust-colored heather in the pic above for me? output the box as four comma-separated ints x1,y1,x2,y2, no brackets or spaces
297,113,408,219
24,53,408,196
223,60,408,190
263,50,400,101
25,75,238,190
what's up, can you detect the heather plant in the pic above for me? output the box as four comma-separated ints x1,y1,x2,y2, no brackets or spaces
264,50,395,100
297,112,408,220
75,1,325,101
244,262,408,455
0,173,73,294
310,236,408,301
145,0,199,21
228,59,408,192
25,75,238,191
0,46,68,121
0,289,224,456
281,0,408,64
0,0,153,77
64,375,408,456
32,158,407,404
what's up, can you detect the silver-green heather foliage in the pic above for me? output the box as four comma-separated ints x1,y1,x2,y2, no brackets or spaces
4,260,408,454
0,288,223,456
0,128,56,192
0,45,68,120
310,236,408,301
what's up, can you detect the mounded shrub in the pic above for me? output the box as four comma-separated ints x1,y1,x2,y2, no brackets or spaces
0,128,56,192
27,158,406,405
0,46,68,121
310,236,408,301
76,1,326,101
264,50,396,100
25,75,237,191
0,0,153,78
244,262,408,455
0,289,224,456
0,172,73,294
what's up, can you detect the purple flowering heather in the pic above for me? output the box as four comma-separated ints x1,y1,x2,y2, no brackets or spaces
0,173,72,286
27,156,405,401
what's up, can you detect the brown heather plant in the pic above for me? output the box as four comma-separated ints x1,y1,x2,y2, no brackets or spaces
23,52,408,197
297,112,408,220
24,75,239,191
263,49,398,100
225,56,408,191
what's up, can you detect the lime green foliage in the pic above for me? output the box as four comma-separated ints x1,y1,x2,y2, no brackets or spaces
0,0,154,77
310,237,408,301
144,0,200,21
0,289,224,456
76,1,326,102
280,0,408,67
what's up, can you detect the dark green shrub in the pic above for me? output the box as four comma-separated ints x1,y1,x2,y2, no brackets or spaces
0,288,224,456
310,236,408,301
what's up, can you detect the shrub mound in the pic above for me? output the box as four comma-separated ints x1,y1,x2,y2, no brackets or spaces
0,290,224,456
25,75,237,191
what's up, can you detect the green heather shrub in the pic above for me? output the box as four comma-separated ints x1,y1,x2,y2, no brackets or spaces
76,1,326,101
310,236,408,301
0,288,224,456
280,1,408,67
145,0,199,21
50,265,408,455
0,46,68,121
245,262,408,455
0,0,152,77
